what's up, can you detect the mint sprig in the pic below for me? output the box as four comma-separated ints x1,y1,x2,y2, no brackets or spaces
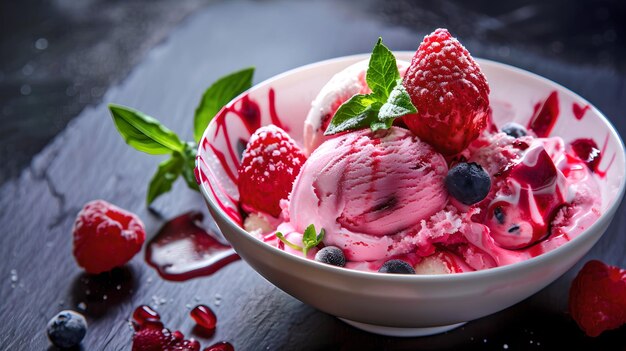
109,67,255,205
193,67,254,143
275,224,325,256
324,38,417,136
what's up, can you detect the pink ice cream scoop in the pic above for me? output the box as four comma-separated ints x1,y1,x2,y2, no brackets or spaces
288,127,448,261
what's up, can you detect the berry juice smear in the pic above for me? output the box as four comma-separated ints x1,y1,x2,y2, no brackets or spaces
145,212,239,281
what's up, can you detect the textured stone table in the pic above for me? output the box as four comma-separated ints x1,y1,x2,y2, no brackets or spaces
1,0,625,349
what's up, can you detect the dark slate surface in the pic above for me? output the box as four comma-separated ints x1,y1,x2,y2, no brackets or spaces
0,0,211,184
1,0,625,350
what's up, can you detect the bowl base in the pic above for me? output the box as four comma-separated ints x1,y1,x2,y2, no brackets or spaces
339,318,466,337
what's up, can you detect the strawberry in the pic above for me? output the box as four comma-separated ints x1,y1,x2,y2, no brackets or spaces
402,28,490,155
238,125,306,217
569,260,626,337
72,200,145,274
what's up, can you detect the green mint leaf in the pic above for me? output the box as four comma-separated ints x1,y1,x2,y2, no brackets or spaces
366,38,400,102
370,119,393,132
146,153,184,205
193,67,255,143
302,224,325,256
324,94,377,135
316,228,325,244
379,82,417,121
180,143,200,192
275,232,303,251
109,104,184,155
302,224,317,248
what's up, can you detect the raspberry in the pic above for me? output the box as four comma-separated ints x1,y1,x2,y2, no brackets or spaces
72,200,145,274
132,327,200,351
238,125,306,217
569,260,626,337
402,28,490,155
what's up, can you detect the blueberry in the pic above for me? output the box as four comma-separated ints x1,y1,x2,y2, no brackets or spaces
445,162,491,205
378,259,415,274
47,310,87,349
501,122,527,138
315,246,346,267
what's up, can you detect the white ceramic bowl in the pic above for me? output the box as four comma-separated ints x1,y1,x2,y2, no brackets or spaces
196,53,626,337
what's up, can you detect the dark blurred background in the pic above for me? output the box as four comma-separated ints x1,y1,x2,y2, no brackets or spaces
0,0,624,183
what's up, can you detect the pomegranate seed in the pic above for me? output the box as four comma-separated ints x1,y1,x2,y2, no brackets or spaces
190,305,217,330
132,305,160,326
172,330,184,340
204,341,234,351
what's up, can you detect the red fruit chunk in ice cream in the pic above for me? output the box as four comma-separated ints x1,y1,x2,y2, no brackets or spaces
569,260,626,337
289,127,448,261
485,143,568,249
238,125,307,217
72,200,145,274
402,28,490,155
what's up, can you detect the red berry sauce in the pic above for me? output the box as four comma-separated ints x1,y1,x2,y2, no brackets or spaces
190,305,217,331
527,91,559,138
145,212,239,281
572,102,590,120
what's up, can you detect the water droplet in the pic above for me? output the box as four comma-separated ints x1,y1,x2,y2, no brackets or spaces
20,84,31,95
35,38,48,50
77,302,87,310
9,269,18,283
22,64,34,76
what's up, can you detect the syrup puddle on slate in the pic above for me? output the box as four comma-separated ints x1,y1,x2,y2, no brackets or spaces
145,211,239,281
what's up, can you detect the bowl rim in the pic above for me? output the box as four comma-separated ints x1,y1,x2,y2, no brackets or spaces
198,53,626,282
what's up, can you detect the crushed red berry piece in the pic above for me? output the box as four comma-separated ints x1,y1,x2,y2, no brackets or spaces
569,260,626,337
132,327,200,351
238,125,306,217
190,305,217,330
204,341,234,351
72,200,145,274
402,28,490,155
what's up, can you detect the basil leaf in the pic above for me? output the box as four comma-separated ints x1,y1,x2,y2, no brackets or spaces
181,143,199,191
379,83,417,120
147,153,184,204
324,94,376,135
193,67,255,143
109,104,184,155
366,38,400,102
